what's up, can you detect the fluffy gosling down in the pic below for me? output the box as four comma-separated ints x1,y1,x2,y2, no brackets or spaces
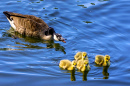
59,60,77,70
76,60,90,71
74,52,88,61
95,55,110,66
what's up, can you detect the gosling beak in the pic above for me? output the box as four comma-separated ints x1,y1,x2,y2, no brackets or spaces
85,64,88,67
83,56,86,60
73,65,76,68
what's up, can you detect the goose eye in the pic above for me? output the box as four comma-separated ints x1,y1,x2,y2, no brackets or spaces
10,17,13,21
57,34,62,37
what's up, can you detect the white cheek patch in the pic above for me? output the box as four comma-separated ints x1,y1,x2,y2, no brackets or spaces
54,34,59,41
43,35,52,40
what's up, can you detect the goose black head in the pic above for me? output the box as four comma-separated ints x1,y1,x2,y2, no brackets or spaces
45,27,66,43
54,33,66,43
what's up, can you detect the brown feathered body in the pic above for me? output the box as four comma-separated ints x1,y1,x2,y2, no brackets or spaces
3,11,51,39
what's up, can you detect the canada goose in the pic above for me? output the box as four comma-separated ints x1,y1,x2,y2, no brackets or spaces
3,11,66,43
59,60,76,70
95,55,110,66
76,60,90,71
74,52,88,61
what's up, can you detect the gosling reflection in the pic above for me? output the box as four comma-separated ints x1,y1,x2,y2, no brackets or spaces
102,66,109,79
4,27,66,53
82,71,89,81
60,69,89,81
94,65,110,79
59,69,76,81
70,70,76,81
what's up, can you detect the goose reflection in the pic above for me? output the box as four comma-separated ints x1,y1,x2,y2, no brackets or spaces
3,27,66,53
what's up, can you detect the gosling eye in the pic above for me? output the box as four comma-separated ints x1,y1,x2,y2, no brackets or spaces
10,17,13,21
73,63,76,65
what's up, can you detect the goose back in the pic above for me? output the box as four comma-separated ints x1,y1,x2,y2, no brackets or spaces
3,11,49,38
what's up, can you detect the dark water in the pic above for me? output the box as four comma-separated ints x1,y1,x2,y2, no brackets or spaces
0,0,130,86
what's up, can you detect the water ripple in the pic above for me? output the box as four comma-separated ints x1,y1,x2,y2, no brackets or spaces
0,0,130,85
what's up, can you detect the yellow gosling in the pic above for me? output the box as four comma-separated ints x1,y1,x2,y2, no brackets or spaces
82,52,89,61
76,60,90,71
59,60,77,70
95,55,110,66
74,52,88,61
74,52,82,61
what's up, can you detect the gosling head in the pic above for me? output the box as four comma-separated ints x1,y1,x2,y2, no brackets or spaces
84,60,89,67
72,60,77,67
83,60,90,70
105,55,110,62
82,52,87,60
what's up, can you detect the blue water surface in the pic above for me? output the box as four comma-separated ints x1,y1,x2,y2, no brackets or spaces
0,0,130,86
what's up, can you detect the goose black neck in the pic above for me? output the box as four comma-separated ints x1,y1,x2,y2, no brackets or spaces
45,27,56,36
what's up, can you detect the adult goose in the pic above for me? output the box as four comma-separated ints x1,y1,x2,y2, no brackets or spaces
3,11,66,43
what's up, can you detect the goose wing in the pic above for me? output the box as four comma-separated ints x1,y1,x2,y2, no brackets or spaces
3,11,49,37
